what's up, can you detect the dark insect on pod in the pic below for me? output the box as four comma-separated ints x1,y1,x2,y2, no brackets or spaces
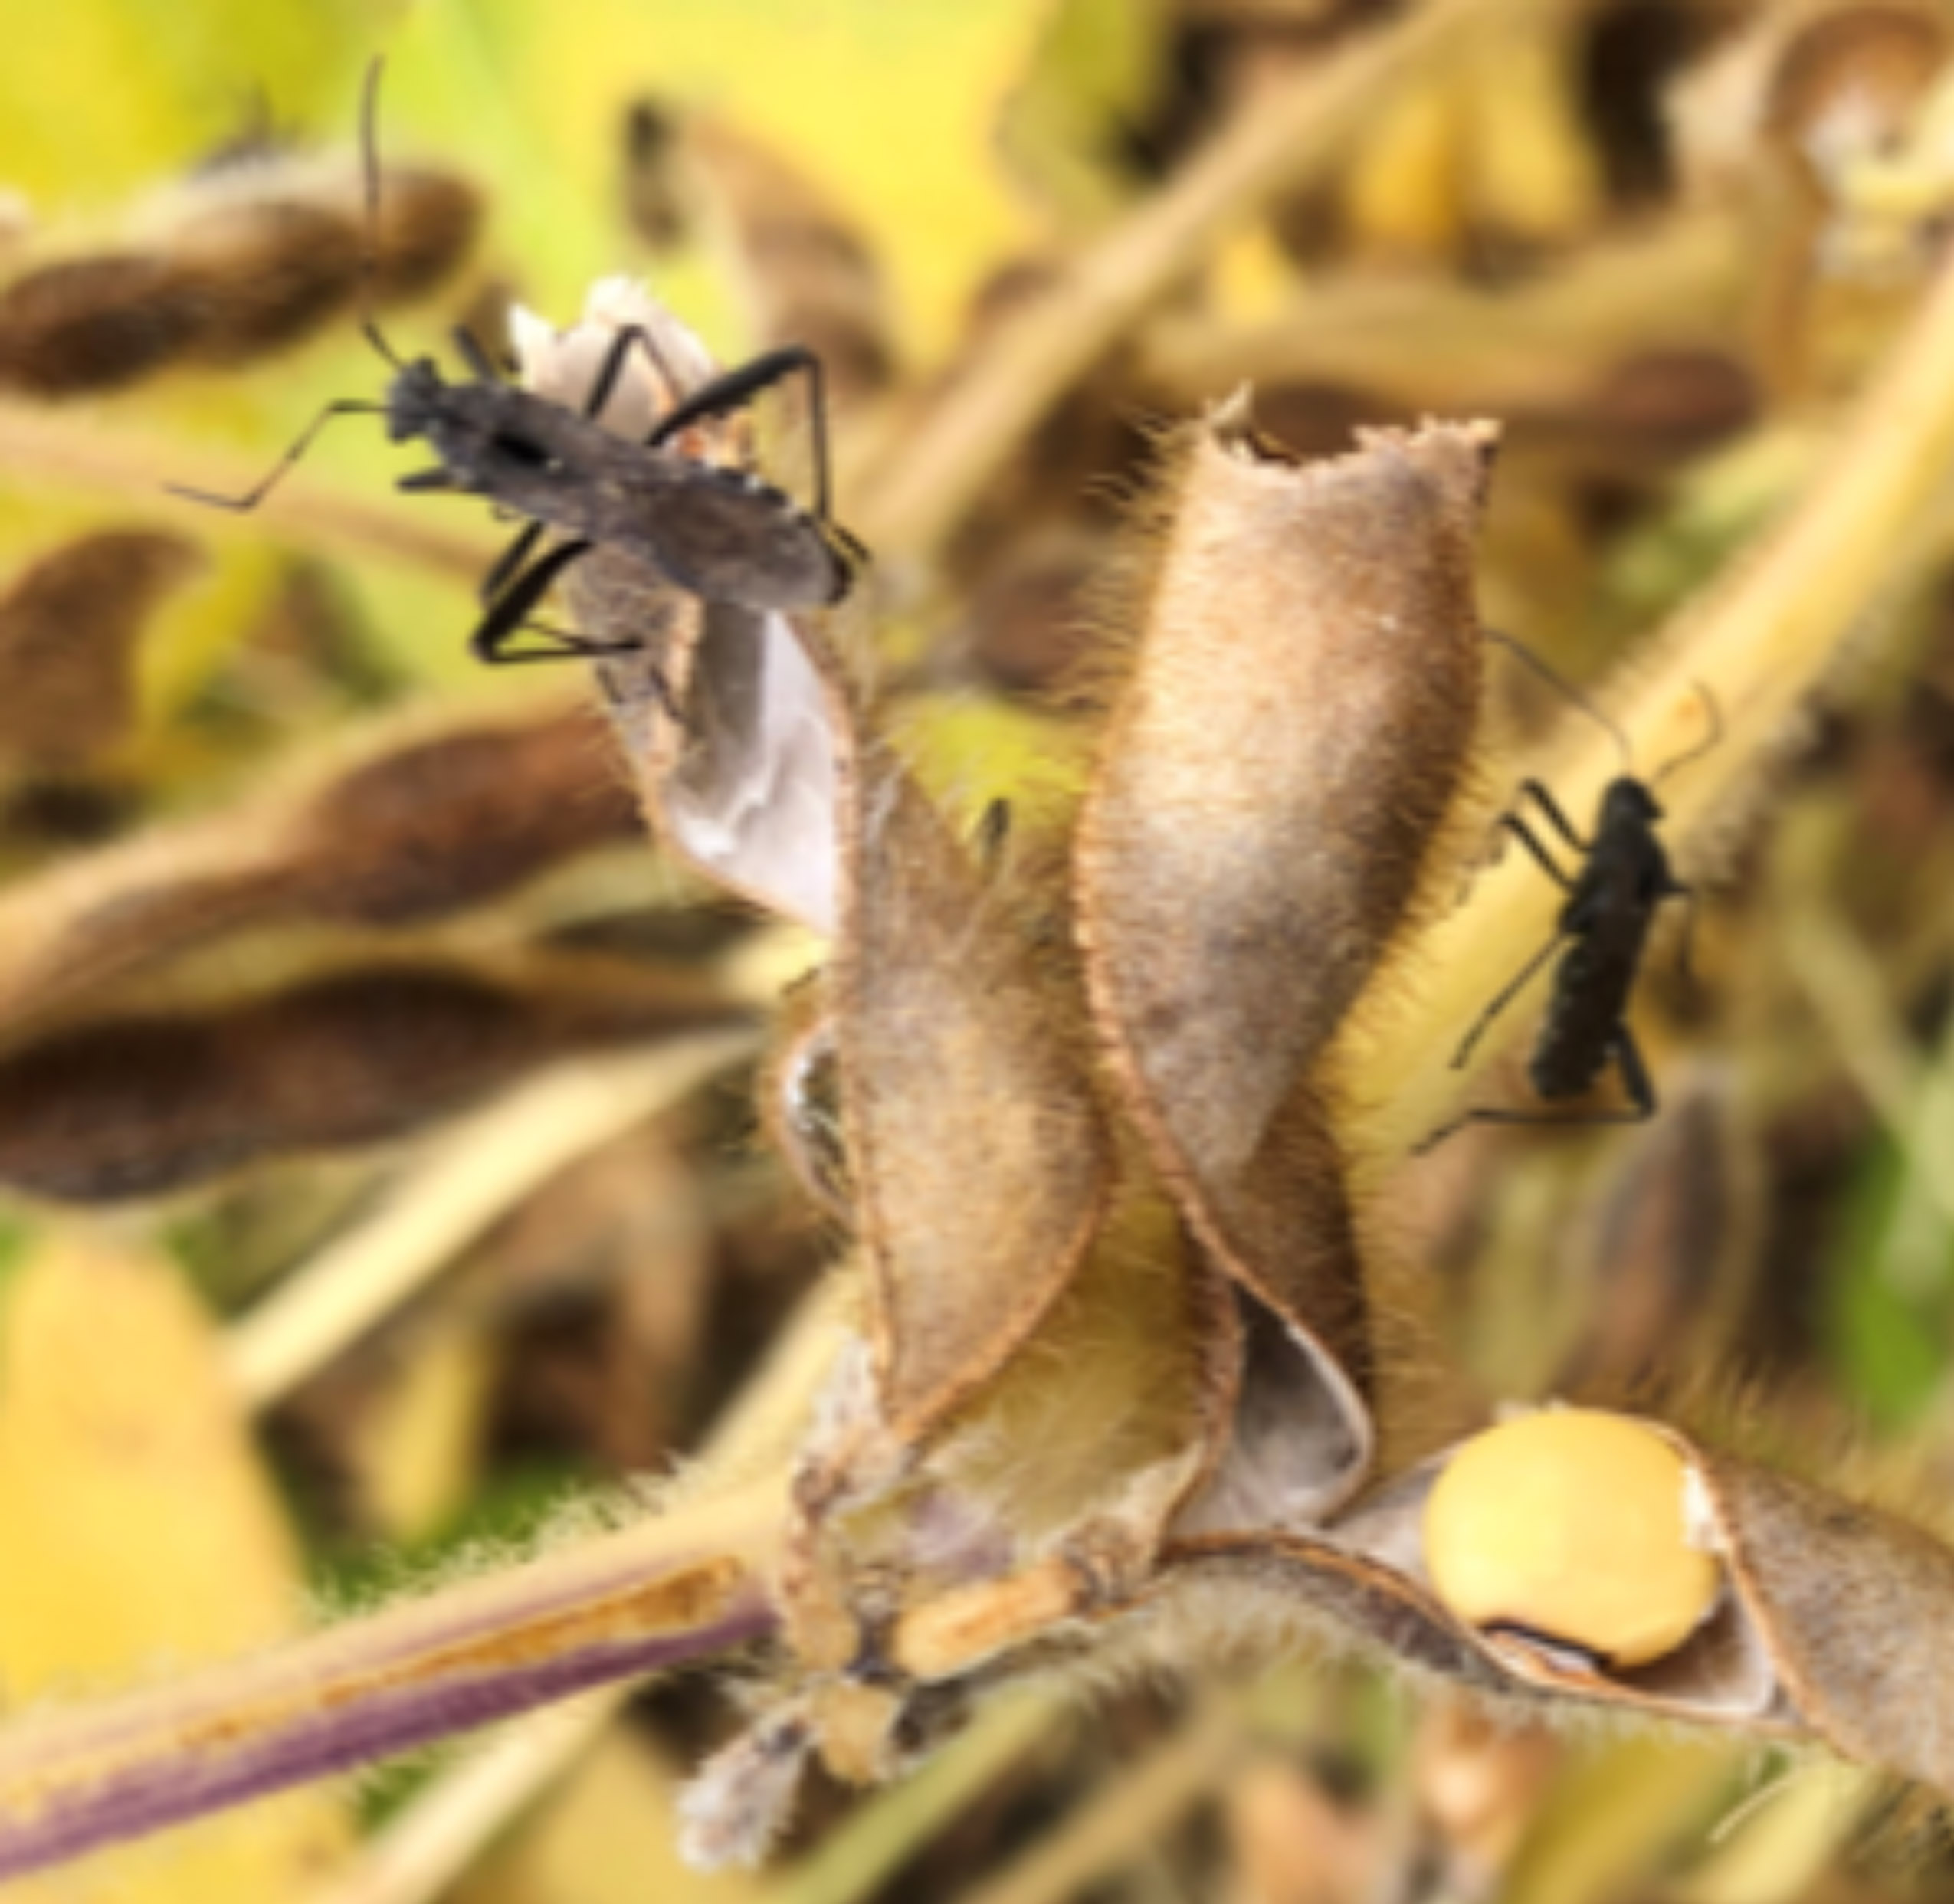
170,61,866,676
1423,633,1718,1147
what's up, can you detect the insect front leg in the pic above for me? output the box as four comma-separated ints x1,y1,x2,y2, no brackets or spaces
168,399,382,511
1512,778,1592,857
471,538,683,719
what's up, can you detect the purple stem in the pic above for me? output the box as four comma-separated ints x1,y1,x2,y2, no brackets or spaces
0,1546,777,1882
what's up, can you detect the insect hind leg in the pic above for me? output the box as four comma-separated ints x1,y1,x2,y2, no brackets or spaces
1418,1027,1658,1152
646,345,835,519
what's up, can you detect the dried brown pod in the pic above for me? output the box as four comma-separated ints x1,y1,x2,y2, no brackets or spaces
0,952,741,1204
500,277,857,933
0,700,639,1034
0,160,480,398
293,710,638,928
0,528,205,769
362,166,486,301
1765,4,1946,159
166,198,366,358
1075,409,1497,1529
679,414,1506,1863
0,254,202,396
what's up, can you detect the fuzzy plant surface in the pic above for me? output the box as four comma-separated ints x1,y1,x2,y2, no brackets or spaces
7,6,1954,1904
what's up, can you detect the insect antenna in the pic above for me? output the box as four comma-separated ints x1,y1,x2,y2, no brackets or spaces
167,57,400,513
1484,629,1632,773
355,55,405,372
1650,681,1723,788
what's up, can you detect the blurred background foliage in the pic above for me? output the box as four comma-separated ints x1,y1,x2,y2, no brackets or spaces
5,0,1954,1899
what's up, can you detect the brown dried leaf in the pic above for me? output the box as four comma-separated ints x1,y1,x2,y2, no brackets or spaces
1076,410,1496,1527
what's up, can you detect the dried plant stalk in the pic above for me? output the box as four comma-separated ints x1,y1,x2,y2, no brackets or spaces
849,0,1567,557
225,1031,760,1409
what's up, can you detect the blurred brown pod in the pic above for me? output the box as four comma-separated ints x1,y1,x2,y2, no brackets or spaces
0,528,205,768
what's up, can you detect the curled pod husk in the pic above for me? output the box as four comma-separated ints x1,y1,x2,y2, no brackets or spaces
1075,408,1497,1531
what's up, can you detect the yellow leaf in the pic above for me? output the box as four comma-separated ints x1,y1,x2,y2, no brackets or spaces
0,1227,347,1900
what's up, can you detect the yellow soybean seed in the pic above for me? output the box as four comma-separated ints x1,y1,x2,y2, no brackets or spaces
1422,1409,1721,1668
